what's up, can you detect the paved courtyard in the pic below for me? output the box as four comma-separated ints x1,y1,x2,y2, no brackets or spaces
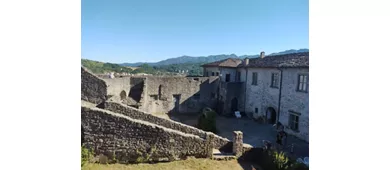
170,114,309,158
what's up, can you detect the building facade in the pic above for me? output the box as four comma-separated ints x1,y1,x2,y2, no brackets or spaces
201,52,309,142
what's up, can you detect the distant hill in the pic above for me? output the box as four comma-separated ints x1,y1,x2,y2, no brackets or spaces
82,48,308,76
120,49,308,67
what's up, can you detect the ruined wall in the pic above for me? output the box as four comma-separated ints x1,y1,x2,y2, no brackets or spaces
103,77,131,98
129,77,146,106
279,68,309,142
245,68,281,119
81,106,214,163
103,101,231,149
81,67,107,104
142,76,219,114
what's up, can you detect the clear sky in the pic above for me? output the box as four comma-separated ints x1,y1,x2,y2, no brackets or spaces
82,0,308,63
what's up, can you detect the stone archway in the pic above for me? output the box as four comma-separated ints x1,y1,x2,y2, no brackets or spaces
120,90,127,100
266,107,277,124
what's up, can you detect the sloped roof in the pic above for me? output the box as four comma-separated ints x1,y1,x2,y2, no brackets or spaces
237,52,309,68
201,58,243,68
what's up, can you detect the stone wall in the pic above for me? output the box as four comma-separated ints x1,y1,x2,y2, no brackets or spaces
141,76,219,114
103,77,131,98
279,68,309,142
219,82,244,115
81,106,214,163
81,67,107,104
245,68,281,119
103,101,231,149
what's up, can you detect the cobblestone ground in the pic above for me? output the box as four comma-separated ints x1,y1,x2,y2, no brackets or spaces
170,114,309,159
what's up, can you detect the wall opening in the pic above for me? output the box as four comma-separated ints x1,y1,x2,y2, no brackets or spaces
158,85,162,100
231,97,238,112
266,107,277,124
172,94,181,113
226,74,231,82
120,90,127,100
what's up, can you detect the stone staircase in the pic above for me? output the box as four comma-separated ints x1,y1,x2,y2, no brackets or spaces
212,149,236,160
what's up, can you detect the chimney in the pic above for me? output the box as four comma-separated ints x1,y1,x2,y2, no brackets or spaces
244,58,249,65
260,51,265,58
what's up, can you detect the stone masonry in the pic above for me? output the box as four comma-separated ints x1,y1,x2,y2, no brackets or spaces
81,67,107,104
103,101,231,149
82,106,214,163
232,131,243,157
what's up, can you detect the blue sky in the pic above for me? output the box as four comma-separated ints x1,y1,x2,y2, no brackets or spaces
82,0,308,63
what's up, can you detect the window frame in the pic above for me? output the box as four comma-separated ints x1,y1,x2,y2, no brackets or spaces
252,72,258,85
270,73,279,88
297,74,309,93
288,111,301,132
237,71,241,82
225,73,231,82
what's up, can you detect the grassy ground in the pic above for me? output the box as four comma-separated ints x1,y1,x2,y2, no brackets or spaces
82,158,261,170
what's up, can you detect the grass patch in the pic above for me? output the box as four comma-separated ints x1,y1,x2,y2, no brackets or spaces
81,157,256,170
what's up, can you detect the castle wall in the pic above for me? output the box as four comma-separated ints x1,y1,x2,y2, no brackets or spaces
245,68,281,119
81,106,214,163
279,68,309,142
81,67,107,104
103,77,131,98
142,76,219,114
103,101,231,149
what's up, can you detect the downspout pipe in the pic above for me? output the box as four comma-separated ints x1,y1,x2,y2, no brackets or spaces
244,67,248,117
277,68,283,122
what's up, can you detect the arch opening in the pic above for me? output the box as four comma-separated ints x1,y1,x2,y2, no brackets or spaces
266,107,277,124
230,97,238,113
120,90,127,100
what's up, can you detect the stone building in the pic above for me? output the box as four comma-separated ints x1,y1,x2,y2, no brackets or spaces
201,52,309,142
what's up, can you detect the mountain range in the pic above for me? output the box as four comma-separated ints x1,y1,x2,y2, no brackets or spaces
120,49,308,67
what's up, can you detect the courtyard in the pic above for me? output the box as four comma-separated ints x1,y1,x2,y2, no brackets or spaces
170,113,309,159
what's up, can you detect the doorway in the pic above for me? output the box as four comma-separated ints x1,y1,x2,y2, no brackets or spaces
266,107,277,124
173,94,181,113
231,97,238,113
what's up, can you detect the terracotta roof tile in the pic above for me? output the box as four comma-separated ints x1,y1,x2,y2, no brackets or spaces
201,58,243,68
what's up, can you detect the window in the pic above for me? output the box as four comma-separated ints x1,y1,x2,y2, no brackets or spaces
225,74,231,82
289,112,300,131
216,72,219,76
255,108,258,113
193,93,200,100
237,72,241,82
252,72,258,85
271,73,279,88
297,74,309,92
212,72,215,76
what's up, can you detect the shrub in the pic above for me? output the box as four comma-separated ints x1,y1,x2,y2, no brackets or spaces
197,108,217,133
254,149,308,170
81,145,94,167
